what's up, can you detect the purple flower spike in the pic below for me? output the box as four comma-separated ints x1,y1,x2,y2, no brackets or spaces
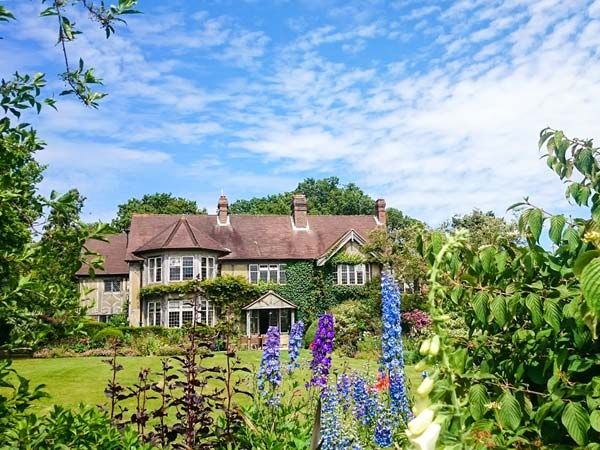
308,313,335,389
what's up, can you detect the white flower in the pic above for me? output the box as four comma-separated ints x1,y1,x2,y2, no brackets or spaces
416,377,434,397
409,423,441,450
407,408,434,436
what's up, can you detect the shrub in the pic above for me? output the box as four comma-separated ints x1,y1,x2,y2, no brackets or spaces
330,300,380,357
80,320,108,338
132,333,162,356
92,327,124,347
401,309,432,337
303,320,317,348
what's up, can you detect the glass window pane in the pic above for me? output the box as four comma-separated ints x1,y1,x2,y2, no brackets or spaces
259,270,269,282
249,264,258,283
280,309,290,333
183,256,194,280
279,264,287,284
168,311,180,328
341,265,348,284
349,265,355,284
269,310,278,327
269,264,278,282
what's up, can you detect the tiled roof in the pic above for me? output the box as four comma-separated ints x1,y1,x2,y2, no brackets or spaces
76,233,129,276
126,213,380,261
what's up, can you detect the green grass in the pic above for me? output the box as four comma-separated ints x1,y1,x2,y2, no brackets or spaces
8,351,420,414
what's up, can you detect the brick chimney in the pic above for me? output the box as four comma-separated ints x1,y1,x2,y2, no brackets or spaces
217,195,229,225
375,198,386,226
291,194,308,229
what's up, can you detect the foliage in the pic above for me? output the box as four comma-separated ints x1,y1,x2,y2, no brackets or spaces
401,310,432,337
441,208,519,249
92,327,124,346
0,1,138,349
364,225,429,292
111,193,207,232
103,320,251,448
0,359,150,449
414,129,600,448
329,251,367,265
330,300,379,357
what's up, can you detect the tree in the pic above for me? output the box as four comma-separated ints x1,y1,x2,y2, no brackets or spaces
441,208,518,249
111,193,207,232
230,176,416,227
1,1,138,347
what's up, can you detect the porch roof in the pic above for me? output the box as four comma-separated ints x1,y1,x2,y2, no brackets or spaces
242,291,297,310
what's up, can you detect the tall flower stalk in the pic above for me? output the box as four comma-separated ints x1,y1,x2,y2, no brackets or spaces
287,320,304,372
380,272,411,420
257,326,281,405
308,313,335,388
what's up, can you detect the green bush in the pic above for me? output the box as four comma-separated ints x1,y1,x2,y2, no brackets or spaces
131,333,162,356
80,321,108,337
92,327,124,346
330,300,380,357
303,320,317,348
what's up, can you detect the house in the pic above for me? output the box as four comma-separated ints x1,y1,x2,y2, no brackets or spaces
77,194,386,337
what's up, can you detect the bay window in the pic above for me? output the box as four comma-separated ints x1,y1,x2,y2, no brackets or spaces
167,299,214,328
147,301,162,326
334,264,371,285
148,257,162,283
169,256,194,281
248,263,287,284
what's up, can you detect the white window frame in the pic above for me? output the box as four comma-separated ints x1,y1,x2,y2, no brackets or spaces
200,257,216,280
334,264,371,285
146,300,162,326
248,263,287,284
103,278,121,293
182,256,194,280
147,257,162,283
166,299,214,328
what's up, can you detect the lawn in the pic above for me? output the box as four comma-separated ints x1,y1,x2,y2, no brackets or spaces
9,351,420,414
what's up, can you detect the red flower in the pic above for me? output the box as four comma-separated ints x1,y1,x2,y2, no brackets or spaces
374,372,390,392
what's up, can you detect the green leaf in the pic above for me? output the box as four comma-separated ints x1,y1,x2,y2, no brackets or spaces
575,148,595,176
581,257,600,314
563,227,580,252
544,298,562,332
591,410,600,432
490,295,508,327
561,402,590,446
548,214,566,245
574,250,600,277
480,247,495,274
528,208,543,242
525,293,544,328
469,384,489,420
497,391,522,431
472,292,489,324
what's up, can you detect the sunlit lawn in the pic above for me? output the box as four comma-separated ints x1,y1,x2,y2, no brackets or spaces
9,350,420,414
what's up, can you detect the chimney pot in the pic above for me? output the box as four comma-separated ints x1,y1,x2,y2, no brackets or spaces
217,195,229,225
375,198,386,226
292,194,308,229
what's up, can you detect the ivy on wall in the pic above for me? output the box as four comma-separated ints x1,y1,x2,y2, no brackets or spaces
139,261,380,323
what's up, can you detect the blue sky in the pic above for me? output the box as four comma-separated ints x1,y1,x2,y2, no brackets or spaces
2,0,599,225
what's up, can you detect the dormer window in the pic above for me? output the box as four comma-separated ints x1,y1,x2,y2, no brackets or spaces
148,257,162,283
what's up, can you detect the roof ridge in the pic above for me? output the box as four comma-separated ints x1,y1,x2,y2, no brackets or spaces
181,217,200,247
163,218,183,247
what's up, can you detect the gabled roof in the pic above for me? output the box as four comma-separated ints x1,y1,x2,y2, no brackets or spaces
134,216,229,254
126,213,380,261
316,229,368,266
243,291,297,310
76,233,129,276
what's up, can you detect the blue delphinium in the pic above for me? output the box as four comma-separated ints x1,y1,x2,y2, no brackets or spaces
374,406,394,448
257,326,281,405
320,386,363,450
287,320,304,372
380,272,411,419
352,376,378,426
